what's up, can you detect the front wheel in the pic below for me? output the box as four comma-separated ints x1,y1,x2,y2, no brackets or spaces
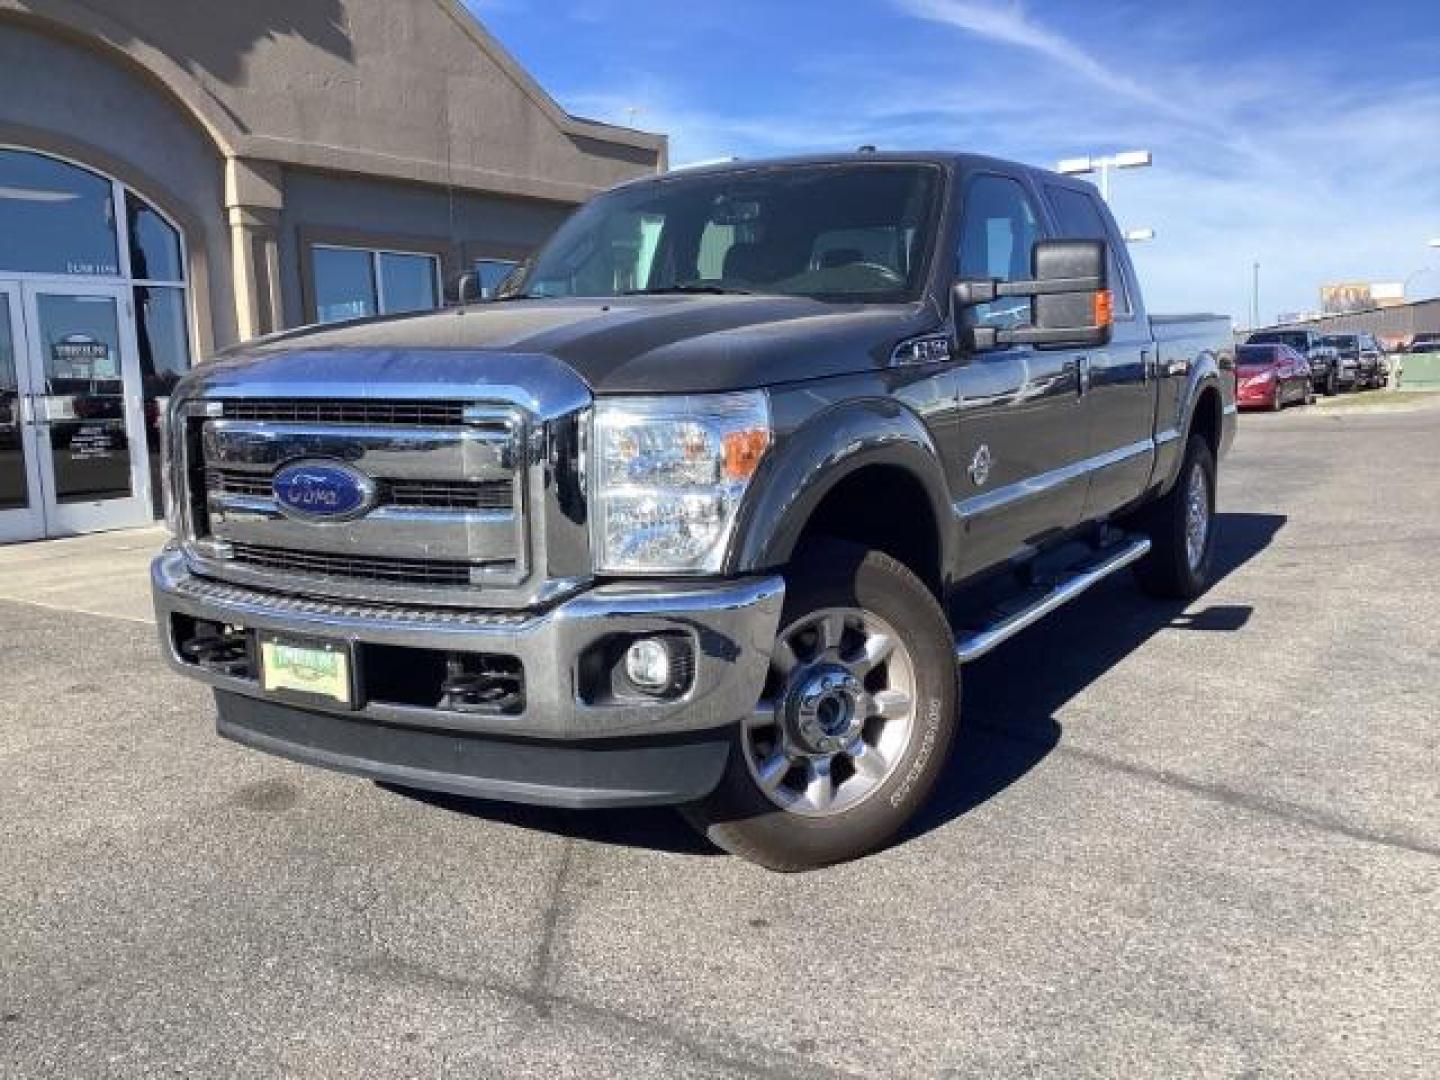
1133,436,1217,600
682,542,958,871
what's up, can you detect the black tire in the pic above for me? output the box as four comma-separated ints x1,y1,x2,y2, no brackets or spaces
1270,386,1283,412
1133,436,1217,600
682,542,958,871
1325,371,1339,397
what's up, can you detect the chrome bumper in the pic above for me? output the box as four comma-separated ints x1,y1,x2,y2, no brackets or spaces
152,547,784,741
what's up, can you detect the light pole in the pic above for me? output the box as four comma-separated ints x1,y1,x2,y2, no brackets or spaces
1251,261,1261,330
1056,150,1153,202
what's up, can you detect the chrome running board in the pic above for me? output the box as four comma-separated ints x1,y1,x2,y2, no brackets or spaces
955,536,1152,664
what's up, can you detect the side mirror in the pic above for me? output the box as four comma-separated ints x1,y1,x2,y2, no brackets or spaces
954,238,1113,352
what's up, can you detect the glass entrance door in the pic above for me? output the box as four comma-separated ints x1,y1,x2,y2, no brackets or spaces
6,281,154,539
0,283,46,542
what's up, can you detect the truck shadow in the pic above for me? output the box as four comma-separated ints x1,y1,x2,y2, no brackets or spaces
388,511,1286,860
904,511,1286,844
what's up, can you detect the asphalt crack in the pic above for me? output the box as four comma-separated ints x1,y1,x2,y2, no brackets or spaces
527,838,577,1016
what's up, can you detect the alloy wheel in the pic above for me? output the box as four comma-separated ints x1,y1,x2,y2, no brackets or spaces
1184,460,1211,572
741,607,917,817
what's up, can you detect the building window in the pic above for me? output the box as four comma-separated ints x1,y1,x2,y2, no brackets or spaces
312,245,441,324
474,258,520,298
0,149,120,277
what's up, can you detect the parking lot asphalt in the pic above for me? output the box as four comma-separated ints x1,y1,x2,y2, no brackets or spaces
2,403,1437,1079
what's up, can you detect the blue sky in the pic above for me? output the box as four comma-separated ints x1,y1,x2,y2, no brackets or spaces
467,0,1440,324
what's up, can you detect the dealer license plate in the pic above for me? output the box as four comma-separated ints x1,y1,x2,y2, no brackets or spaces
259,635,353,706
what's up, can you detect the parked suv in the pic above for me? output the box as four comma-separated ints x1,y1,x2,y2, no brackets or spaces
153,153,1236,870
1321,333,1384,389
1245,329,1341,395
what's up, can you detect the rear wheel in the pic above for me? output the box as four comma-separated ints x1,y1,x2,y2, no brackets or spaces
1133,435,1217,600
682,542,958,871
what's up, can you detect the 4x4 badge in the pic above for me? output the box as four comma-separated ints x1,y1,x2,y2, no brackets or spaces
969,444,993,487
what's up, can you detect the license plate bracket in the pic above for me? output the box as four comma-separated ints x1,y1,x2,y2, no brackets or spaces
258,631,358,709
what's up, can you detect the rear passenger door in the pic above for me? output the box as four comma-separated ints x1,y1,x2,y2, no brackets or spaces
1043,184,1156,520
953,172,1088,577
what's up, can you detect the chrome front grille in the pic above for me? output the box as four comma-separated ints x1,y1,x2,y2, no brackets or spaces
218,398,467,426
206,468,513,512
181,397,530,605
228,543,480,587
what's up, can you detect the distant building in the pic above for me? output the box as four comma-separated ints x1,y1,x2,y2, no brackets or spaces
1257,296,1440,356
1320,281,1408,315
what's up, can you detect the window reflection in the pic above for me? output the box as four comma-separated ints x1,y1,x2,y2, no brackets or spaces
0,150,119,276
0,301,27,510
475,258,520,299
36,294,132,505
126,192,183,282
314,247,377,323
379,252,438,314
135,286,190,513
312,246,441,323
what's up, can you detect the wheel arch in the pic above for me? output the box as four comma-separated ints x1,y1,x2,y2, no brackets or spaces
1158,354,1230,498
728,399,955,597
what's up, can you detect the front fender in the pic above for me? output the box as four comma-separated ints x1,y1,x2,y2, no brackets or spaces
727,397,954,576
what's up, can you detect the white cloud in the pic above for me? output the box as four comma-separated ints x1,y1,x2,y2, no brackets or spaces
893,0,1190,120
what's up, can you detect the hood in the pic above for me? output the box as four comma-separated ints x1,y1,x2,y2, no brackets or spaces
212,295,938,396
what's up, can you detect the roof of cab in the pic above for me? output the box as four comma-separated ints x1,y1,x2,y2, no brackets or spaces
612,150,1089,192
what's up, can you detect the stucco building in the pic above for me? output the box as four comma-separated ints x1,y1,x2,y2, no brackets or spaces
0,0,665,542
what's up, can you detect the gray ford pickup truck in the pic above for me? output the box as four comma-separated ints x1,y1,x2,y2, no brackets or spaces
153,153,1235,870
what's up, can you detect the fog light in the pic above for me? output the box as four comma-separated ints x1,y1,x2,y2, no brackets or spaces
625,637,673,694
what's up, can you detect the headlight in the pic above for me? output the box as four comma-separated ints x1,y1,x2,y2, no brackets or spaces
591,391,771,574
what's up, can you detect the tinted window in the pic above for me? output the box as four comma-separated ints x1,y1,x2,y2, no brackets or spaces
379,252,438,315
0,300,26,509
1236,345,1278,365
957,175,1041,329
474,258,519,299
313,247,377,323
126,191,183,282
520,164,940,303
0,149,119,276
1044,185,1132,315
1248,332,1310,351
134,286,190,390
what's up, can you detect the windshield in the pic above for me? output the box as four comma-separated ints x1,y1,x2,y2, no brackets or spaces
510,164,941,303
1248,332,1308,350
1236,346,1279,365
1322,335,1358,353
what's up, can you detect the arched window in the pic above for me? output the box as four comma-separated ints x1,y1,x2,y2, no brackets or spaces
0,147,192,392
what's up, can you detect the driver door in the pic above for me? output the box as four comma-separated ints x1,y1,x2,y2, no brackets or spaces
952,172,1088,577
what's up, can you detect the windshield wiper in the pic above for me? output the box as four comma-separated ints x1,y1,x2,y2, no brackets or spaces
622,283,755,296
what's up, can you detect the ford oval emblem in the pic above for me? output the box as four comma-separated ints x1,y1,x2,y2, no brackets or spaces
272,460,377,521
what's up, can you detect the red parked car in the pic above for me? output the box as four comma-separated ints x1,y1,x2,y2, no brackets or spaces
1236,343,1313,411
